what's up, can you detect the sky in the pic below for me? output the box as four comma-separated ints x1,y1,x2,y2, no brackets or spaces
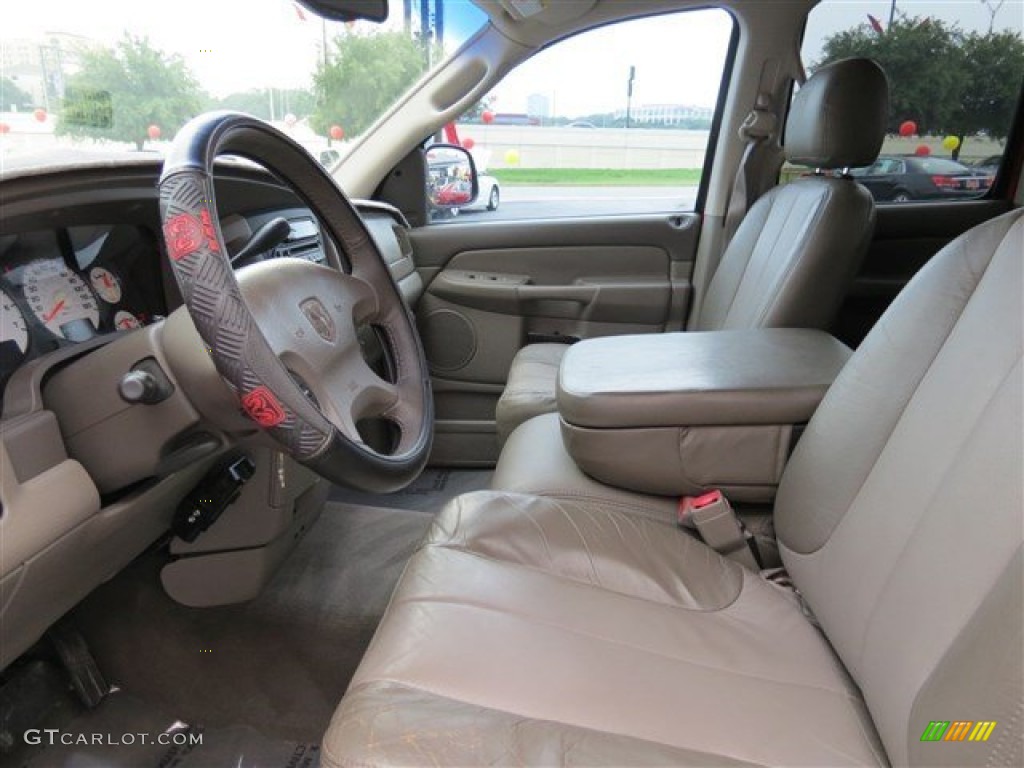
491,9,733,117
0,0,487,97
1,0,1021,111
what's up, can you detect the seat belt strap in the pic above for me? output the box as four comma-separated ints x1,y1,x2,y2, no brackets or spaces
722,92,777,247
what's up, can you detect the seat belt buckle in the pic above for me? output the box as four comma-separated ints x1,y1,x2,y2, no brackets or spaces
678,490,761,569
678,490,721,525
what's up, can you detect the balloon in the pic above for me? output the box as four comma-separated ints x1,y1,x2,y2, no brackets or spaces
898,120,917,137
504,148,520,166
481,110,495,125
147,124,161,140
914,144,931,156
284,113,297,126
942,135,960,151
462,137,475,150
329,124,344,140
33,108,47,123
0,122,9,135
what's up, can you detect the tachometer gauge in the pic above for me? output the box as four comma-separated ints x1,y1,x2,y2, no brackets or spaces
1,287,29,358
23,261,100,338
114,310,142,331
89,266,122,304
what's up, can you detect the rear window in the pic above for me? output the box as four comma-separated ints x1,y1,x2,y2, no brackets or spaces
800,1,1023,204
913,158,971,174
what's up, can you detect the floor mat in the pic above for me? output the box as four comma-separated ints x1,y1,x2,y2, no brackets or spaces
65,501,433,750
329,468,492,512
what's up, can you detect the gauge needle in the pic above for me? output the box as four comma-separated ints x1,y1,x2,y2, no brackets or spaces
43,299,66,323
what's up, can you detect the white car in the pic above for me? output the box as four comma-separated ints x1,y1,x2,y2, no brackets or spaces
462,173,500,212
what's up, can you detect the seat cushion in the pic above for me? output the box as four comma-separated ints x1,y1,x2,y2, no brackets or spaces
492,412,779,558
494,343,567,444
323,491,886,767
493,412,679,526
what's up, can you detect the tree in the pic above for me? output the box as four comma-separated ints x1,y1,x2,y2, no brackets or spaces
1,77,34,111
818,15,967,136
216,88,316,121
58,35,202,150
312,31,428,138
817,14,1024,158
953,31,1024,142
460,94,495,123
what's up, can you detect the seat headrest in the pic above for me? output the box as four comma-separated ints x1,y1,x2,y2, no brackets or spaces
785,58,889,169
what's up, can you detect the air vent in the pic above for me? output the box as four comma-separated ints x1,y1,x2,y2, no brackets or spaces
270,236,325,264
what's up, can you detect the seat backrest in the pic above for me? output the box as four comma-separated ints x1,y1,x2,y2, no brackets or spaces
692,58,888,332
776,209,1023,766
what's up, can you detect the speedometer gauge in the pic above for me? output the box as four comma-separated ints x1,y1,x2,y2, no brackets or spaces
1,287,29,356
23,261,100,338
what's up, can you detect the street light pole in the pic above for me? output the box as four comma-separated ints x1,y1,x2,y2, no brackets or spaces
626,65,635,129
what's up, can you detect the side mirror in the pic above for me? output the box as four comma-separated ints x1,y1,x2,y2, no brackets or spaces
426,144,479,214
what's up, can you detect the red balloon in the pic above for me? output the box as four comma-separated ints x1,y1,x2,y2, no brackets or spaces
914,144,931,156
33,108,47,123
147,124,161,140
329,124,344,140
899,120,917,137
481,110,495,125
0,122,9,135
462,137,475,150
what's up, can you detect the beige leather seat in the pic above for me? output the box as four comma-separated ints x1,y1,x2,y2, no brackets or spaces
495,57,888,443
323,208,1022,766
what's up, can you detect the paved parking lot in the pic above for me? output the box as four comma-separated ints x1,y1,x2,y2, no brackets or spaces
457,184,700,221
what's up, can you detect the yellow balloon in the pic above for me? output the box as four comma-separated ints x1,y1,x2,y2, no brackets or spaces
504,148,520,166
942,135,961,151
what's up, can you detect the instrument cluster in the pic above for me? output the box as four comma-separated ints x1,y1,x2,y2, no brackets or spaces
0,224,167,388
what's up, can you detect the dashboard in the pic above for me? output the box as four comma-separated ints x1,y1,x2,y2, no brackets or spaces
0,224,166,386
0,151,425,674
0,156,420,397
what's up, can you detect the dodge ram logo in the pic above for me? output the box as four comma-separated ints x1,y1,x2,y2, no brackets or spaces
300,298,336,343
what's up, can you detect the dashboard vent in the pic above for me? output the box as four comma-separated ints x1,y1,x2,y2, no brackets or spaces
269,217,325,265
270,237,325,264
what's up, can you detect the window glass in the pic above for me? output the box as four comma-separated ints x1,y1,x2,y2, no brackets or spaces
800,0,1023,203
0,0,487,165
441,9,734,222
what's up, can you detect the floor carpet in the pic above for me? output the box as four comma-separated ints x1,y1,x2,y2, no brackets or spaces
70,501,432,743
329,467,493,512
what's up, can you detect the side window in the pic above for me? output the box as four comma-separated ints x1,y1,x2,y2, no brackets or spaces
801,1,1023,204
445,9,734,222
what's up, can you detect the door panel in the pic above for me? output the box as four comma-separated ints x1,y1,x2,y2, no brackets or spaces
834,199,1013,348
411,212,701,465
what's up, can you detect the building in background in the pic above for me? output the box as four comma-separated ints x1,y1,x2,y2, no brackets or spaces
526,93,551,120
2,32,100,110
614,103,714,127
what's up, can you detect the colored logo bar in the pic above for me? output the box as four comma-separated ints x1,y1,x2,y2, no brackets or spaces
920,721,997,742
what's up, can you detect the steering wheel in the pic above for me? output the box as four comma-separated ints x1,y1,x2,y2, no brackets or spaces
158,112,432,493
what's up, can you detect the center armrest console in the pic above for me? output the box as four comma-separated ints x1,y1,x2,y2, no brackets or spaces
557,329,852,502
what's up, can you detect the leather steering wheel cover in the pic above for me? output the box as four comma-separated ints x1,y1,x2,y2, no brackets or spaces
158,111,432,493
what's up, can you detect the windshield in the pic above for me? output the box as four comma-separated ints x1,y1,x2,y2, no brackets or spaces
0,0,487,167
